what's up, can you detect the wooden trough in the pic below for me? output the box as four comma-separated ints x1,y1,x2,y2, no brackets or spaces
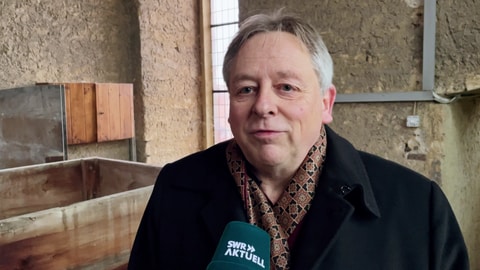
0,157,161,270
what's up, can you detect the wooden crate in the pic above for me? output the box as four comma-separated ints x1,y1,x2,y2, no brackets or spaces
0,158,161,270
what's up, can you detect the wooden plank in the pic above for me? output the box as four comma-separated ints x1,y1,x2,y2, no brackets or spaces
83,83,97,143
0,186,153,270
119,84,134,139
96,83,134,142
81,158,100,200
0,158,160,220
66,83,85,144
96,83,123,142
96,83,110,142
65,83,96,144
108,84,121,141
96,158,160,197
0,160,84,220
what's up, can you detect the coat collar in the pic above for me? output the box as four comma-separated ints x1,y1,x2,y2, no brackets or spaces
321,125,381,218
172,126,380,218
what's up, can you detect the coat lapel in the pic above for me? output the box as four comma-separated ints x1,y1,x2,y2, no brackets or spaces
291,126,381,269
199,157,248,247
290,182,354,269
168,141,248,253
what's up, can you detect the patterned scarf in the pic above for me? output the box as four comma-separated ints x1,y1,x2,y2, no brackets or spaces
226,127,327,269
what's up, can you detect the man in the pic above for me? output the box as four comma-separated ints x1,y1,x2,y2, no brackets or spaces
128,10,469,269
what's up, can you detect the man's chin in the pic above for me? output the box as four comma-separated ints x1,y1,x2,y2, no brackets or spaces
249,149,286,167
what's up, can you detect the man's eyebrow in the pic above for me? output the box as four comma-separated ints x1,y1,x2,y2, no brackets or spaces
232,70,301,80
276,70,302,80
230,73,256,83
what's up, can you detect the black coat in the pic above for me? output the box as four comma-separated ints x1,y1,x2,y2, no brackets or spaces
128,126,469,269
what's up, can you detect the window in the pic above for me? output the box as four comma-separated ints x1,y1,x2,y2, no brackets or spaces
210,0,238,143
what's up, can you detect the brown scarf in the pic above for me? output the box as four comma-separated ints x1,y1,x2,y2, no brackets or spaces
226,127,327,269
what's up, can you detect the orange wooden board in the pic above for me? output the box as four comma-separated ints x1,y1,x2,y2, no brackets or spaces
64,83,96,144
96,83,134,142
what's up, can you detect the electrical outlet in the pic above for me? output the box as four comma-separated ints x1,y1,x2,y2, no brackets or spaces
406,115,420,127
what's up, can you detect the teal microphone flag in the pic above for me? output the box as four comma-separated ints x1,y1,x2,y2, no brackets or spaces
207,221,270,270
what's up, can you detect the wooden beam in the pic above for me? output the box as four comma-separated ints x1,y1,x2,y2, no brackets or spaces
199,0,214,148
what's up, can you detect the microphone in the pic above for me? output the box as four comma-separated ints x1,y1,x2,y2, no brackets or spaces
207,221,270,270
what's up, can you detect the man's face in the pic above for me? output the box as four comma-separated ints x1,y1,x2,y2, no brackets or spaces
227,31,335,172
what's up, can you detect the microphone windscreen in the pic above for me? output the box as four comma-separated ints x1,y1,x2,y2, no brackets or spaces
207,221,270,270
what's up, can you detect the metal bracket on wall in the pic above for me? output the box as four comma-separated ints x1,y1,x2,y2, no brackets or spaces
60,84,68,160
335,91,434,103
129,137,137,162
336,0,438,103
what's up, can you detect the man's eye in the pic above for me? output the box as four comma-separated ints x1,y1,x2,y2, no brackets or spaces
239,87,254,94
280,84,294,91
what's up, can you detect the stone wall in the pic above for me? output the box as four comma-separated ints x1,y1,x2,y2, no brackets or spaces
437,1,480,94
135,0,203,165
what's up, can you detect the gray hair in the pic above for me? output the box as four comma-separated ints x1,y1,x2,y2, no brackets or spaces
222,9,334,92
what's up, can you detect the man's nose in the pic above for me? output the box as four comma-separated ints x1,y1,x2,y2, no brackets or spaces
252,87,277,117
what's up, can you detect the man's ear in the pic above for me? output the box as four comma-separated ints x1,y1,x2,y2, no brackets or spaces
321,84,336,124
